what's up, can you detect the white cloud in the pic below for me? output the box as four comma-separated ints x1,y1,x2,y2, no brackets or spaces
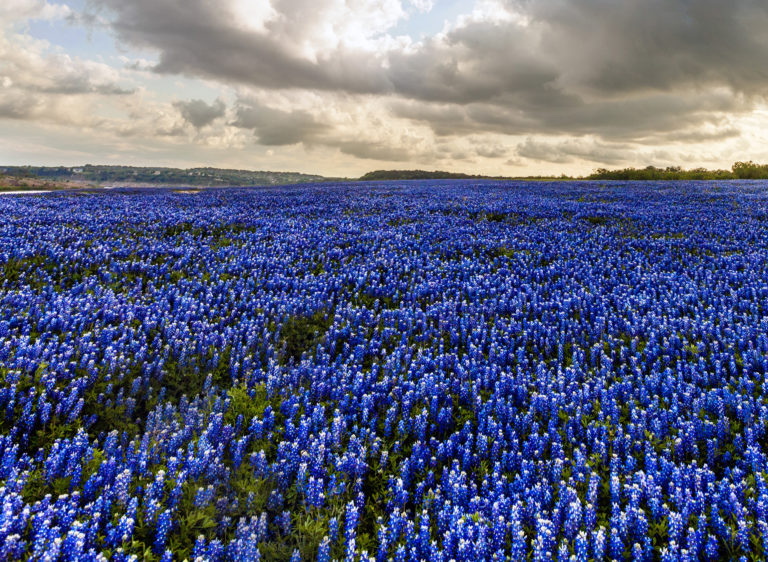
255,0,410,60
0,0,71,23
408,0,434,13
229,0,278,33
0,32,129,95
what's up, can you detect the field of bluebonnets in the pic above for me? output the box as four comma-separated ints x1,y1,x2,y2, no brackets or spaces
1,179,768,561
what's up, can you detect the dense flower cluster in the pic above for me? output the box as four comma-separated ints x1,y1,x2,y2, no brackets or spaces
0,180,767,560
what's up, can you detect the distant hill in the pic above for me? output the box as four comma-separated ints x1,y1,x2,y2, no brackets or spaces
0,165,334,188
7,161,768,191
0,173,77,192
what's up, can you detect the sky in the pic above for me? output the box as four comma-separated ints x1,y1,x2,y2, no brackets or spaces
2,0,768,177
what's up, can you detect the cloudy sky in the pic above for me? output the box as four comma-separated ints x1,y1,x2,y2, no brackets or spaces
2,0,768,176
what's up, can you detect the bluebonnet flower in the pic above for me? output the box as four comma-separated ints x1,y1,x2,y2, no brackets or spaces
317,536,331,562
328,517,339,545
153,510,172,554
574,531,588,562
2,180,768,559
593,527,606,560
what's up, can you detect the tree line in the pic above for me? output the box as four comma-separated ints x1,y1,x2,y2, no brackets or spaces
588,161,768,180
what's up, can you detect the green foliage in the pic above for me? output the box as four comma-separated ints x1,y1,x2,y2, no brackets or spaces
161,346,232,402
1,254,103,291
584,215,610,226
386,217,419,227
89,399,140,437
164,221,254,239
21,450,104,505
486,246,525,260
28,416,86,452
167,496,218,558
350,288,399,311
732,161,768,179
588,162,768,180
310,258,325,275
22,471,73,504
224,383,274,426
279,310,333,364
484,212,508,222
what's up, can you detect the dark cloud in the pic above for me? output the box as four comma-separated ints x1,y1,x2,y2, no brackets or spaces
336,140,418,162
91,0,768,97
233,101,326,145
386,21,561,104
474,144,508,159
388,101,475,136
516,137,632,165
174,98,226,128
90,0,390,94
0,97,35,120
391,90,748,142
35,78,132,96
516,139,574,164
86,0,768,160
516,0,768,95
232,99,424,161
647,127,741,145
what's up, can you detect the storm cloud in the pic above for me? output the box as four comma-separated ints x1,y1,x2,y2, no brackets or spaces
79,0,768,155
233,101,326,145
4,0,768,172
